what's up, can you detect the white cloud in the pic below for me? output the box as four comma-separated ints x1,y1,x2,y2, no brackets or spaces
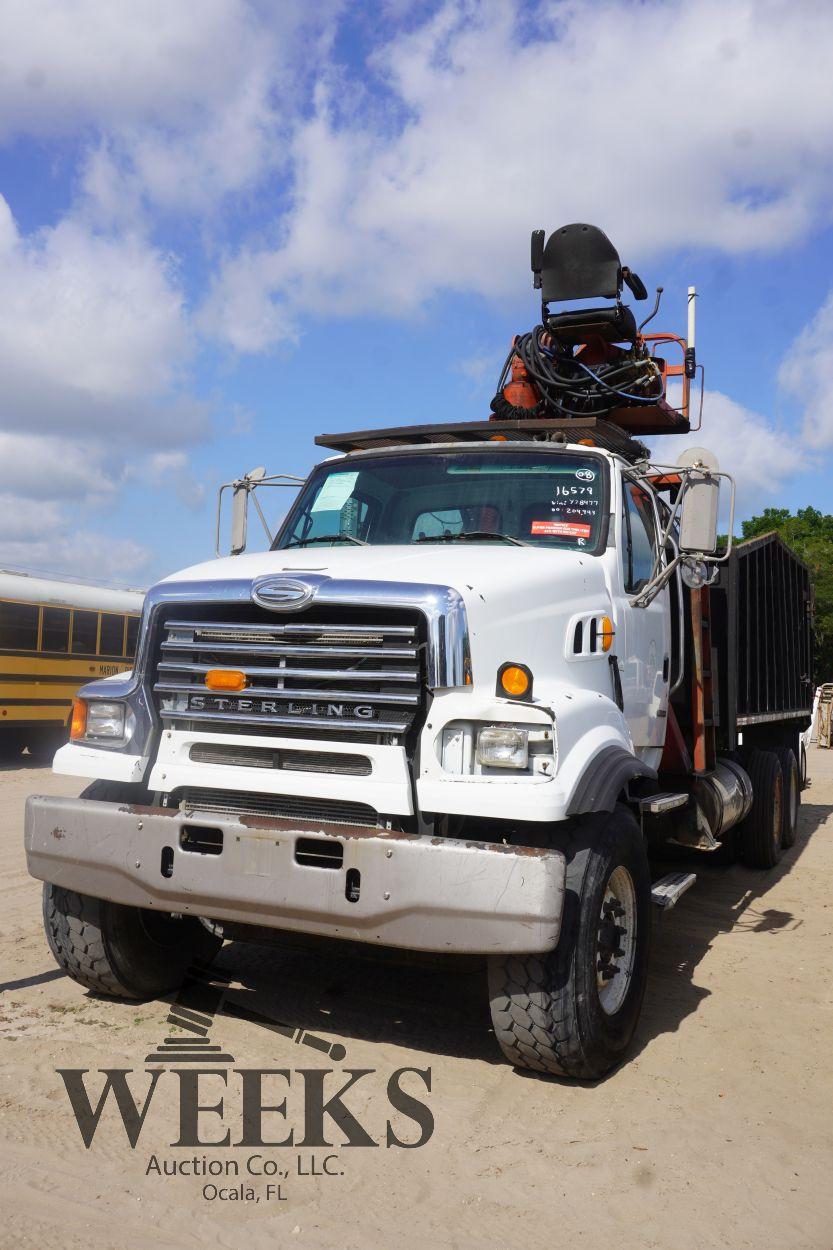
1,0,831,574
201,0,833,351
0,488,150,581
778,291,833,449
0,0,337,216
0,432,120,504
0,530,150,583
0,495,64,541
657,387,810,523
456,350,499,385
0,189,210,570
0,194,206,445
148,451,207,511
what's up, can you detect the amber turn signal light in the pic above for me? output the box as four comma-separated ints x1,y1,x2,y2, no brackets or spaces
599,616,615,652
70,698,88,740
497,662,533,701
205,669,248,692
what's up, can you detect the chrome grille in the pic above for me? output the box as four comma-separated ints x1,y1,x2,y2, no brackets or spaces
152,610,423,743
174,787,378,828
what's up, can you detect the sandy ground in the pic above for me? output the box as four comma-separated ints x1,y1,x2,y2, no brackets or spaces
1,749,832,1250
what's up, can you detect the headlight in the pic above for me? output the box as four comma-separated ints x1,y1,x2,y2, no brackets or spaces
476,726,529,769
86,701,128,740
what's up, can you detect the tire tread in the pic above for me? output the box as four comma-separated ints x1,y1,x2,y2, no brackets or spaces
488,808,649,1080
43,885,138,998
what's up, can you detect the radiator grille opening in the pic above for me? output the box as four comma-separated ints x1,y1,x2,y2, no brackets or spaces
189,742,372,776
173,787,379,828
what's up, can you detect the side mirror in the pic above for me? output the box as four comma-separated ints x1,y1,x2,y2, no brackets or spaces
216,467,304,557
230,483,249,554
229,466,265,555
678,447,720,554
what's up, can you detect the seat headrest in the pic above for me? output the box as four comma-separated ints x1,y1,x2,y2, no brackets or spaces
535,223,622,303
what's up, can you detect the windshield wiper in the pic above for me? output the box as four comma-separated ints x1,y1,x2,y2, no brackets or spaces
285,534,368,548
413,531,528,547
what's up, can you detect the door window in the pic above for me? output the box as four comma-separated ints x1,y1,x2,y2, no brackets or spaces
623,482,658,593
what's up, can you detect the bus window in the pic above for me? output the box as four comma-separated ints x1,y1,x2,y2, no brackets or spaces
0,601,39,650
42,606,71,653
72,610,98,655
99,612,125,656
126,617,140,658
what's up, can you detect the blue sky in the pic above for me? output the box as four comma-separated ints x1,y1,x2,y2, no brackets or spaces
1,0,832,587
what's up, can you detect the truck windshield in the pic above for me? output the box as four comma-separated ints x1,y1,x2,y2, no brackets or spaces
275,450,607,552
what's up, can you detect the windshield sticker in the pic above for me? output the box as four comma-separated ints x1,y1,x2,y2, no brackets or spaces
531,520,593,538
311,472,359,513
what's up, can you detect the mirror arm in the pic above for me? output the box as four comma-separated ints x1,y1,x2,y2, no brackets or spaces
215,482,230,558
216,472,305,556
626,462,736,608
250,488,274,544
629,551,681,609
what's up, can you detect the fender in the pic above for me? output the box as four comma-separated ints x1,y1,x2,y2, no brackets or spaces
565,744,657,816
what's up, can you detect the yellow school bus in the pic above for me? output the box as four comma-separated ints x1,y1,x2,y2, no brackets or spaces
0,570,144,759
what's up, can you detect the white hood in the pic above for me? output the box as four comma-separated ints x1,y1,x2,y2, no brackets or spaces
164,542,590,596
161,544,612,697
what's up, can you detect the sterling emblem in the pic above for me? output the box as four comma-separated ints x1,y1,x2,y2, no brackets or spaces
252,576,315,612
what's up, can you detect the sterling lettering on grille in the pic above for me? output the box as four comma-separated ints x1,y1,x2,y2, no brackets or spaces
185,694,377,720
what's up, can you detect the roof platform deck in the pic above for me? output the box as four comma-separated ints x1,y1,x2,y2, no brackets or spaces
315,415,664,462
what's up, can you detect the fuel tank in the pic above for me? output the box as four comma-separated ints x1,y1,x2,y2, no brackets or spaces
692,758,753,840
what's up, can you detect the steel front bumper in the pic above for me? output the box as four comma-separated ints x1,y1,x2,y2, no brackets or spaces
24,796,565,955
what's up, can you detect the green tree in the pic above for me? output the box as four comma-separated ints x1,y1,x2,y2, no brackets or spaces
740,506,833,681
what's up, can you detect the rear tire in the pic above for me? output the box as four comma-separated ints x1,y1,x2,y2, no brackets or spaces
774,746,799,849
800,743,808,789
488,806,651,1080
739,749,784,869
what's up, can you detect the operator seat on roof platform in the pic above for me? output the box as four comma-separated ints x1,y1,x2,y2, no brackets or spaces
531,222,648,347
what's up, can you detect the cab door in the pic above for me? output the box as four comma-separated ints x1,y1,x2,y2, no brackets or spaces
614,475,669,764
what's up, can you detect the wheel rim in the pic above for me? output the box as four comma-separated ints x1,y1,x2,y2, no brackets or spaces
596,866,637,1017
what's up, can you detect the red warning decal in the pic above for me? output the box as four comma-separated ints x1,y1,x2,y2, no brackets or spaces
531,520,593,538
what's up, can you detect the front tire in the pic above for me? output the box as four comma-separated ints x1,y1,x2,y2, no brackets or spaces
43,884,222,999
488,806,651,1080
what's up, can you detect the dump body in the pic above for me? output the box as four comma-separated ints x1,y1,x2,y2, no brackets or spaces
713,532,814,751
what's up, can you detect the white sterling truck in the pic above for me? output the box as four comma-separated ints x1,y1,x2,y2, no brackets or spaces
25,225,814,1078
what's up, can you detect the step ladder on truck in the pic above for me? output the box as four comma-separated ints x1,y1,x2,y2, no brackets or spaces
24,224,815,1079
